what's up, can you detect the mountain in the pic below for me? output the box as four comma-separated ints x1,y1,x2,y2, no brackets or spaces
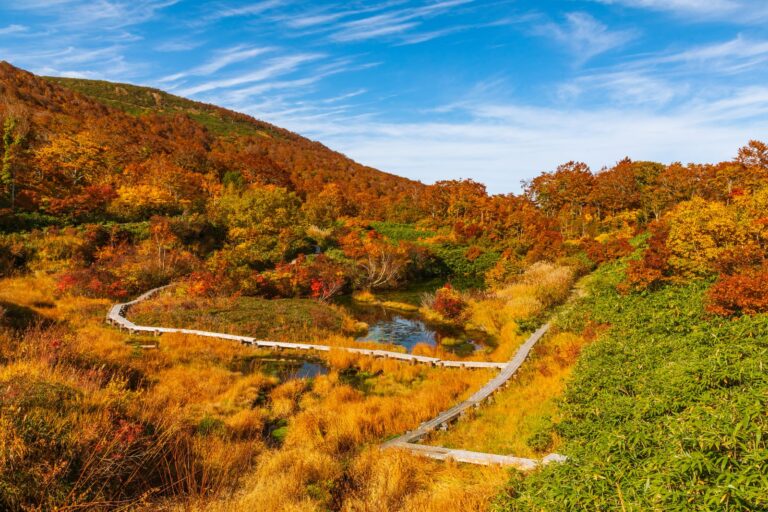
0,61,422,220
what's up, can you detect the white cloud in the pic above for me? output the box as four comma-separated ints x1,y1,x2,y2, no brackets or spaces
239,86,768,194
9,0,179,29
646,35,768,73
158,46,273,83
175,53,324,95
0,24,28,35
598,0,737,13
155,39,205,52
536,12,637,63
595,0,768,23
328,0,475,43
558,71,685,106
198,0,284,25
3,44,133,80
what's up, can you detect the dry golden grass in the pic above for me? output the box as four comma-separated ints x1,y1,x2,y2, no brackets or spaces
2,272,510,510
342,449,507,512
0,258,579,511
428,331,588,457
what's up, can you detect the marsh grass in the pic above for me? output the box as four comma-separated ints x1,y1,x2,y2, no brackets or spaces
1,272,507,511
427,331,587,457
131,292,347,342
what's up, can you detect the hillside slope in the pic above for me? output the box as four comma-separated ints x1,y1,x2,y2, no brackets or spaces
0,61,421,219
498,260,768,511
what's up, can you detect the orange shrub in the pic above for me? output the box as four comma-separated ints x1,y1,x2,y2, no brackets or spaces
706,268,768,316
432,284,466,320
582,235,633,265
623,221,672,291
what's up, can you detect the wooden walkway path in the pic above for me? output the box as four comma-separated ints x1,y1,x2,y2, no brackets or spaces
106,287,567,469
381,324,566,470
106,286,507,368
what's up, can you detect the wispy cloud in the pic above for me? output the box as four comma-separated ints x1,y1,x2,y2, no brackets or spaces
263,85,768,193
284,12,347,29
327,0,475,43
155,39,206,52
597,0,737,14
535,12,637,63
175,53,324,95
646,35,768,73
200,0,283,23
0,24,28,35
2,43,132,79
158,45,273,83
558,71,685,106
213,57,375,106
10,0,179,29
594,0,768,23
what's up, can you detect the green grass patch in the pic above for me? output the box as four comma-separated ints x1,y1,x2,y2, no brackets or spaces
45,77,280,138
370,221,437,241
131,295,345,342
498,262,768,511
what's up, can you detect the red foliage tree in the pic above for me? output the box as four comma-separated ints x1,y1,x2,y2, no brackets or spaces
706,266,768,316
432,284,467,320
582,236,633,265
622,221,672,291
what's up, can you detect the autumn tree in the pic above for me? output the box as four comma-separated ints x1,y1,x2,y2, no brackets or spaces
665,197,745,279
109,157,213,220
1,109,29,209
424,179,489,225
214,185,308,269
592,159,663,221
303,183,353,227
339,228,411,289
34,131,109,193
358,237,410,289
736,140,768,170
307,254,349,301
525,161,594,238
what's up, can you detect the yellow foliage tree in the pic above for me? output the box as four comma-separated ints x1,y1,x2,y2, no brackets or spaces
665,197,746,278
34,131,108,190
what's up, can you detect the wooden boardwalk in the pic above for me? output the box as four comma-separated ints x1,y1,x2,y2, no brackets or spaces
105,286,507,369
106,287,567,469
381,324,566,470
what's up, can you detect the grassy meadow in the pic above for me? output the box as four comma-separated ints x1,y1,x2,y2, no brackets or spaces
0,255,581,510
499,262,768,511
0,272,508,510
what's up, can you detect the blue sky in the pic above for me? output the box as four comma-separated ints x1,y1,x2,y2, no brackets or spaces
1,0,768,193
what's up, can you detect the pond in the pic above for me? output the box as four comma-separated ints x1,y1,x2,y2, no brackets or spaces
231,355,328,381
340,291,487,357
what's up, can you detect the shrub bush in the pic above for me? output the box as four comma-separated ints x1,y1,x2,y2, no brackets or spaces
581,235,633,265
706,267,768,316
432,284,467,320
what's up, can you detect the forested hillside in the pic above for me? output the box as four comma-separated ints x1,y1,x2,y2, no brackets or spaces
0,61,421,225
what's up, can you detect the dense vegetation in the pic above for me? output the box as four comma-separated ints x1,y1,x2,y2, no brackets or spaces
1,61,768,511
499,261,768,511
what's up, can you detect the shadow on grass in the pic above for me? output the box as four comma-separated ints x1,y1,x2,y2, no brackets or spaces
0,300,55,331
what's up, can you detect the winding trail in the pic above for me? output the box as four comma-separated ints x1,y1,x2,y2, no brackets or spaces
382,323,566,469
106,286,566,469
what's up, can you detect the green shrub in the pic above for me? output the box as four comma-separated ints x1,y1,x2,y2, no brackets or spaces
499,263,768,511
197,415,225,437
369,221,436,241
433,246,499,288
